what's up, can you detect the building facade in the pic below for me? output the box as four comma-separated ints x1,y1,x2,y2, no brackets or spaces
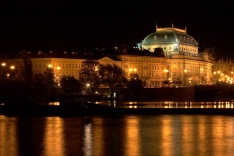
141,26,213,86
3,26,228,87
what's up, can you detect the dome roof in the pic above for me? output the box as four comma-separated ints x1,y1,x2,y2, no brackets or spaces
142,27,198,47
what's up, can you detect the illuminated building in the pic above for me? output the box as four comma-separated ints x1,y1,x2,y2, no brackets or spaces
140,25,213,86
2,26,227,87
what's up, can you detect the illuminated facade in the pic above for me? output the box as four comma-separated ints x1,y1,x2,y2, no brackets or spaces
141,26,214,86
4,26,231,87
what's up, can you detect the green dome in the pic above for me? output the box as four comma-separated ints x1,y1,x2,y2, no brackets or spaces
142,28,198,47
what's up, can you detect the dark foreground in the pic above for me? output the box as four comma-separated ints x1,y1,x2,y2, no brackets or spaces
1,102,234,116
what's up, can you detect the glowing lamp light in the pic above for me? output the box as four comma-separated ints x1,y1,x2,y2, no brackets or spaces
10,66,15,69
48,64,52,68
56,66,61,70
1,63,6,66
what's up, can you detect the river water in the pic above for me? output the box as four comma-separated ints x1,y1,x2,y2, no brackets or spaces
1,114,234,156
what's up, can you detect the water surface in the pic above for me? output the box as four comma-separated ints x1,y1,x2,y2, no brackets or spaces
1,115,234,156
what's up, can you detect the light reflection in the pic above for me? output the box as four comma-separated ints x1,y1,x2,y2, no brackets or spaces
125,116,140,156
92,117,104,156
0,116,18,156
118,101,234,108
83,123,93,156
44,117,64,156
197,116,207,155
0,116,234,155
48,102,60,106
161,117,172,156
212,117,224,155
181,116,193,155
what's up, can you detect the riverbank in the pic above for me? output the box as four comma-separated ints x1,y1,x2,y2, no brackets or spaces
1,105,234,116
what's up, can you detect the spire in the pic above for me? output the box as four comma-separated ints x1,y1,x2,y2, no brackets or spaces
185,25,187,33
172,21,174,28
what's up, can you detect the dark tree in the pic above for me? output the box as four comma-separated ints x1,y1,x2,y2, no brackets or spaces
99,63,127,98
127,73,144,100
60,75,81,94
31,73,46,99
19,51,33,97
79,59,100,93
43,68,56,96
20,51,33,84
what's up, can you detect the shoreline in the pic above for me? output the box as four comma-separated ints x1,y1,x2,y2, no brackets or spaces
1,105,234,116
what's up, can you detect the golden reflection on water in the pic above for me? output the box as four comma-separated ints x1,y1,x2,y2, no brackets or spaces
1,115,234,155
92,117,104,156
211,117,234,156
161,116,172,156
0,116,18,156
44,117,64,156
181,116,194,156
124,116,140,156
83,122,93,156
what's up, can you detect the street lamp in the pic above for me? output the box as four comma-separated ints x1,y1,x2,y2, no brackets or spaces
163,69,169,86
48,64,53,68
200,68,204,84
189,77,192,85
95,66,98,71
1,62,15,79
213,71,216,84
10,66,15,70
184,69,187,86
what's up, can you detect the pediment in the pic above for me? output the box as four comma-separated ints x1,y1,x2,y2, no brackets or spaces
98,56,115,62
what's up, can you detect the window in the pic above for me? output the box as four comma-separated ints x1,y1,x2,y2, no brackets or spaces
164,35,168,39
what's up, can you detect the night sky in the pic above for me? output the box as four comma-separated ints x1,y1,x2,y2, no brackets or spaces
0,1,233,55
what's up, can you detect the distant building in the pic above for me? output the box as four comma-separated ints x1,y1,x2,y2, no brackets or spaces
141,26,213,86
2,26,234,87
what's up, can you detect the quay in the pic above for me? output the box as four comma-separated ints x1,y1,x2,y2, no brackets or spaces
1,102,234,116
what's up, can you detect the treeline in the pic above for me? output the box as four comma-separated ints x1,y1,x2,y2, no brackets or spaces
0,53,144,102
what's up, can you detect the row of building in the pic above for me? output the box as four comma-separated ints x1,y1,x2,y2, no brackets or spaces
1,26,233,87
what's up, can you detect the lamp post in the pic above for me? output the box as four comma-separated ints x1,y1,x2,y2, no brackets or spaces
184,69,187,86
55,66,61,86
163,69,169,86
231,72,233,84
86,83,90,94
213,71,216,85
47,64,61,87
200,68,203,84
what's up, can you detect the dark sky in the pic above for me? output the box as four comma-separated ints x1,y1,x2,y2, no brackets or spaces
0,1,233,54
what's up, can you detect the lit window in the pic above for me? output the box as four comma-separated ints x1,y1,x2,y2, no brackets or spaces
164,35,167,39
